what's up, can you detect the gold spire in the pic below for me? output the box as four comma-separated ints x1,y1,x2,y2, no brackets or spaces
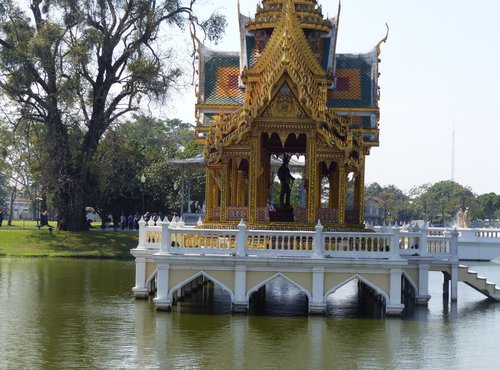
247,0,330,32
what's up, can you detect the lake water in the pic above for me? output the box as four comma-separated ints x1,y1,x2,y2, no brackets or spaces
1,258,499,369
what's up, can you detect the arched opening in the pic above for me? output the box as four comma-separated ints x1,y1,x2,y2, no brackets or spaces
248,275,309,316
326,277,386,318
172,274,233,315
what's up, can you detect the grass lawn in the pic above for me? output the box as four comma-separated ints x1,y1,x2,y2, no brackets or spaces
1,220,40,228
0,229,138,259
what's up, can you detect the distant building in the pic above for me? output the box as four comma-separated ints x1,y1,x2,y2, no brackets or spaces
364,196,383,226
4,198,32,219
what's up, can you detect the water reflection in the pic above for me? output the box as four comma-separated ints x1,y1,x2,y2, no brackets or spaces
1,258,499,369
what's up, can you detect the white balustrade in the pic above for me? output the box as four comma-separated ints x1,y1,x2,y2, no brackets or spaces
323,232,392,258
135,218,463,261
144,226,162,249
474,229,500,238
398,232,422,256
246,229,315,257
169,227,238,255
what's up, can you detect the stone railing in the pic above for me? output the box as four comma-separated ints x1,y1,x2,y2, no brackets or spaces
136,218,459,261
246,229,315,257
137,218,500,261
323,231,393,258
473,229,500,238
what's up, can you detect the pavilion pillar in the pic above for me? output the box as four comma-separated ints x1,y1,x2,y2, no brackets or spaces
212,171,220,209
306,135,318,224
220,162,230,222
354,166,365,226
337,163,346,225
315,164,322,210
230,159,238,206
248,136,261,223
205,168,214,221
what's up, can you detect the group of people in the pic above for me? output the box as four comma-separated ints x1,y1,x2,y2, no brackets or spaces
119,213,142,230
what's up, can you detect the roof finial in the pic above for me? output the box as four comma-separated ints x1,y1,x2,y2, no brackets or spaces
376,23,389,56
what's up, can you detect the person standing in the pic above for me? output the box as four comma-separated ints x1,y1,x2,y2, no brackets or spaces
0,207,4,227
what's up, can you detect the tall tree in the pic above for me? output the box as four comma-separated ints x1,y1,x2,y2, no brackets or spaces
0,0,226,230
416,180,476,226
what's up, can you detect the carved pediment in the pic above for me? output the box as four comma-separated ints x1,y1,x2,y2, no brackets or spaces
261,83,308,119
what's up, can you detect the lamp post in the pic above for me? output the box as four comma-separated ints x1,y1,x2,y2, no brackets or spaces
140,174,146,216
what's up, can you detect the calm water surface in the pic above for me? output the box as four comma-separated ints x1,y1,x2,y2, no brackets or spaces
1,258,499,369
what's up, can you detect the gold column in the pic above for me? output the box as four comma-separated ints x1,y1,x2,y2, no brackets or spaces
248,136,260,223
306,135,317,224
205,167,213,221
230,159,238,206
205,167,220,221
315,163,322,210
337,163,346,226
212,169,219,208
354,163,365,226
220,163,230,222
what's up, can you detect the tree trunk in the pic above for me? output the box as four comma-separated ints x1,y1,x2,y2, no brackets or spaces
44,105,90,231
7,185,16,226
56,186,87,231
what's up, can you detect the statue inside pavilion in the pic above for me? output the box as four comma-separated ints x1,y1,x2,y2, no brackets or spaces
194,0,386,228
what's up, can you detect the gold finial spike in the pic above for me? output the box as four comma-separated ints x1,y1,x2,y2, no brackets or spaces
376,23,389,56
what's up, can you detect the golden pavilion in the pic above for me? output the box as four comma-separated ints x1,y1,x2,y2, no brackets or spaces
194,0,386,228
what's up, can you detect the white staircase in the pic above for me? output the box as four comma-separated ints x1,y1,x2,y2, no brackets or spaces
458,265,500,301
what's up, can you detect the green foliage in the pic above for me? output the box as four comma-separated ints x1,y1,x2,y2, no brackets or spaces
0,0,227,230
90,114,203,218
417,181,476,226
477,193,500,220
365,183,410,223
201,14,228,44
366,180,485,226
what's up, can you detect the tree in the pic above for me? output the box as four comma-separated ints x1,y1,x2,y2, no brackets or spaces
416,180,476,226
365,183,410,224
476,193,500,221
89,115,204,221
0,0,226,230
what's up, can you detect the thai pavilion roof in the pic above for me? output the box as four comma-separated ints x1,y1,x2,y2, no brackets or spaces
194,0,384,152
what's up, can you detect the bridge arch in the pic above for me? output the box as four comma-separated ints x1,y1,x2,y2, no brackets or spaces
145,269,157,293
245,272,312,302
402,270,418,293
168,270,235,303
324,274,389,304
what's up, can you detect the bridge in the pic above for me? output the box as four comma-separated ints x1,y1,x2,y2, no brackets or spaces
131,219,500,316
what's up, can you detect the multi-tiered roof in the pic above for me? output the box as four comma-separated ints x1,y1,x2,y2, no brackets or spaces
194,0,387,227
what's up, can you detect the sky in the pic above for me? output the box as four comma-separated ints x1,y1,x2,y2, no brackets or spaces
169,0,500,196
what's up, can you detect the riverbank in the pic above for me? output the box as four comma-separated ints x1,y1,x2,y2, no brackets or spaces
0,229,138,258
